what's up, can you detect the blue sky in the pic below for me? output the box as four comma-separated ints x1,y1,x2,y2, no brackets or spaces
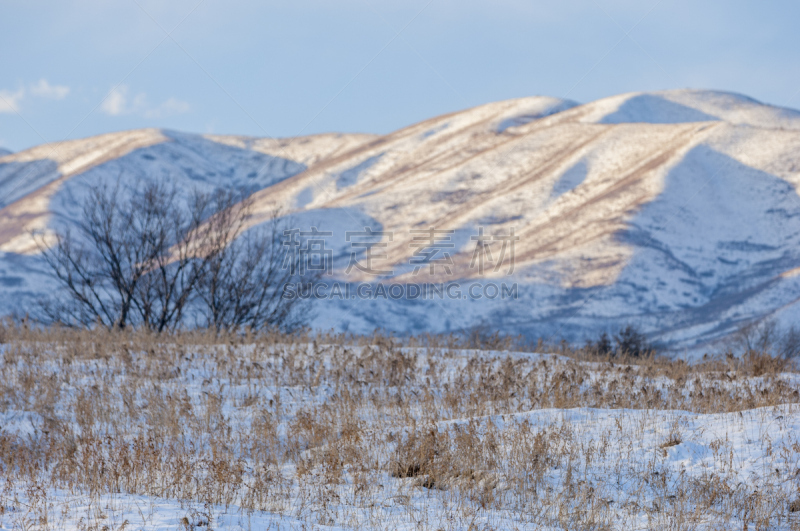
1,0,799,152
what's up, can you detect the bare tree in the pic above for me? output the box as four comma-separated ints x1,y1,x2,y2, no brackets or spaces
196,205,313,333
730,317,800,359
35,179,313,333
613,325,652,357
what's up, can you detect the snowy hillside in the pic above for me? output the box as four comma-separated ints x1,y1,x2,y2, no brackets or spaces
2,89,800,352
1,333,799,530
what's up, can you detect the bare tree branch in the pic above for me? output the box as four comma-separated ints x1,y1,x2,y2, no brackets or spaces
35,178,315,334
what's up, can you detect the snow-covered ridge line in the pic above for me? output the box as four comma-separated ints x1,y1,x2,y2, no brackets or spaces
3,89,800,353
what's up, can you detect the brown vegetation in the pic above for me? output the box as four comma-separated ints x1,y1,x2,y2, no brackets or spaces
0,323,799,529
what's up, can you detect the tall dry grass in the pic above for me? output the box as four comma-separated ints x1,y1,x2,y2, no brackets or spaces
0,322,799,530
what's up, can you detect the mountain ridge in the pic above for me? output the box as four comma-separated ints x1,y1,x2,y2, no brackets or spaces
2,88,800,355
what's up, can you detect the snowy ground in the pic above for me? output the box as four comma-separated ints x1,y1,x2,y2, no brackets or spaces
1,335,799,530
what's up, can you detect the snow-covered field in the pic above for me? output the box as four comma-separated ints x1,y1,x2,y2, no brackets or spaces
1,330,799,530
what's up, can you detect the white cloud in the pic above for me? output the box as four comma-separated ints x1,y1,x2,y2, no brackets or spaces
144,97,191,119
0,80,70,113
0,88,25,114
101,85,189,119
30,79,70,100
101,85,134,116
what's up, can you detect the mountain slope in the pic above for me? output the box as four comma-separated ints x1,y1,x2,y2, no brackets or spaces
0,130,376,254
2,89,800,353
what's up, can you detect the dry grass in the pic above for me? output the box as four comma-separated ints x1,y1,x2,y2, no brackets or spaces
0,322,799,530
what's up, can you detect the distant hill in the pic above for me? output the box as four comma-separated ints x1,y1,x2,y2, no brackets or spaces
3,89,800,354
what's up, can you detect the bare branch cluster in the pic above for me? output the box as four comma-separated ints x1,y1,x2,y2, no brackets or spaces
34,179,310,332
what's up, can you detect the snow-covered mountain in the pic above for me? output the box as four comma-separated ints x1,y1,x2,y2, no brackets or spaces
3,89,800,353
